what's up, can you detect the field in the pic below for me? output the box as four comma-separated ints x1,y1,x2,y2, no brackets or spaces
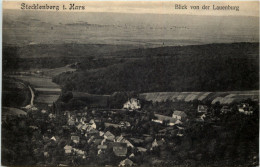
8,64,77,105
10,75,61,105
140,90,259,104
11,75,59,88
41,66,76,77
34,95,61,104
2,107,27,116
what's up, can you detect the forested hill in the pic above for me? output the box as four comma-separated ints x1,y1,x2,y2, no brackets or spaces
111,42,259,59
52,42,258,94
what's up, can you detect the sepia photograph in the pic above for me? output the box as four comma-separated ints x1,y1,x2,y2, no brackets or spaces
2,1,259,166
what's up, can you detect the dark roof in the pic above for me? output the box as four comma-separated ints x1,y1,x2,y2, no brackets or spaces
154,114,177,123
173,110,187,117
198,105,208,112
94,139,103,145
129,138,144,144
109,142,127,147
113,144,127,157
98,145,108,149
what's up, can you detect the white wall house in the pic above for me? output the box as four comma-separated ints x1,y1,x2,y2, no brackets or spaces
197,105,208,113
172,110,187,121
238,103,253,115
123,98,141,110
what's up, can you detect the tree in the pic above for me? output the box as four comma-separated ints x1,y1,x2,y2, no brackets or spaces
61,91,73,103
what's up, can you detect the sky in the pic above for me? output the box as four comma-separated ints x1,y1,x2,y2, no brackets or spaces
3,1,259,17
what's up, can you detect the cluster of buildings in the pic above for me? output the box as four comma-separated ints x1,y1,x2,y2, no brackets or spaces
22,97,256,166
54,100,191,166
59,110,142,166
151,109,188,127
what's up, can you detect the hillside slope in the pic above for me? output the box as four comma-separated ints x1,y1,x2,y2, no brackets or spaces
53,42,259,94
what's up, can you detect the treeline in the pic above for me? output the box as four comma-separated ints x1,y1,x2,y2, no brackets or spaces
2,43,132,72
2,77,31,107
3,46,125,73
53,43,259,94
3,45,74,71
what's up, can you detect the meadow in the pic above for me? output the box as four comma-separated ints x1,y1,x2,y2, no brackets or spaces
140,90,259,104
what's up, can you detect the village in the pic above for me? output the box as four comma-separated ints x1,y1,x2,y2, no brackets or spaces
2,94,258,166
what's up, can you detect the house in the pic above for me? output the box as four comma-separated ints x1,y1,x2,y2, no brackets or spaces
87,129,99,135
152,114,179,126
152,138,165,147
116,135,124,142
73,148,85,156
119,121,131,128
90,122,97,129
41,110,47,114
94,139,103,145
71,136,80,144
97,145,108,155
98,145,108,150
99,131,104,137
172,110,187,121
119,158,134,166
101,138,107,145
80,117,87,124
200,114,206,120
152,139,158,148
64,145,72,154
111,143,127,157
86,119,97,129
221,106,232,114
137,147,147,153
49,113,56,119
123,98,141,111
77,123,83,130
50,136,57,141
116,135,134,148
68,118,75,126
88,136,95,144
29,126,38,130
97,149,103,155
97,144,107,154
197,105,208,113
158,129,167,136
129,138,144,145
44,152,49,158
152,138,165,149
81,124,89,131
83,106,88,111
129,153,135,158
104,131,115,141
105,122,120,128
177,133,183,137
237,103,253,115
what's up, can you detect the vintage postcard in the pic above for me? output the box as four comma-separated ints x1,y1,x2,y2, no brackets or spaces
2,1,259,166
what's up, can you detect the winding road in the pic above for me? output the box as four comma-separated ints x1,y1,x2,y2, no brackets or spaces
28,85,35,106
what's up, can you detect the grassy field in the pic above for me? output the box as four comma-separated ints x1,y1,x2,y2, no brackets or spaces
11,75,59,88
10,75,61,105
41,66,76,78
34,95,60,104
7,63,78,105
2,107,27,116
140,90,259,104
